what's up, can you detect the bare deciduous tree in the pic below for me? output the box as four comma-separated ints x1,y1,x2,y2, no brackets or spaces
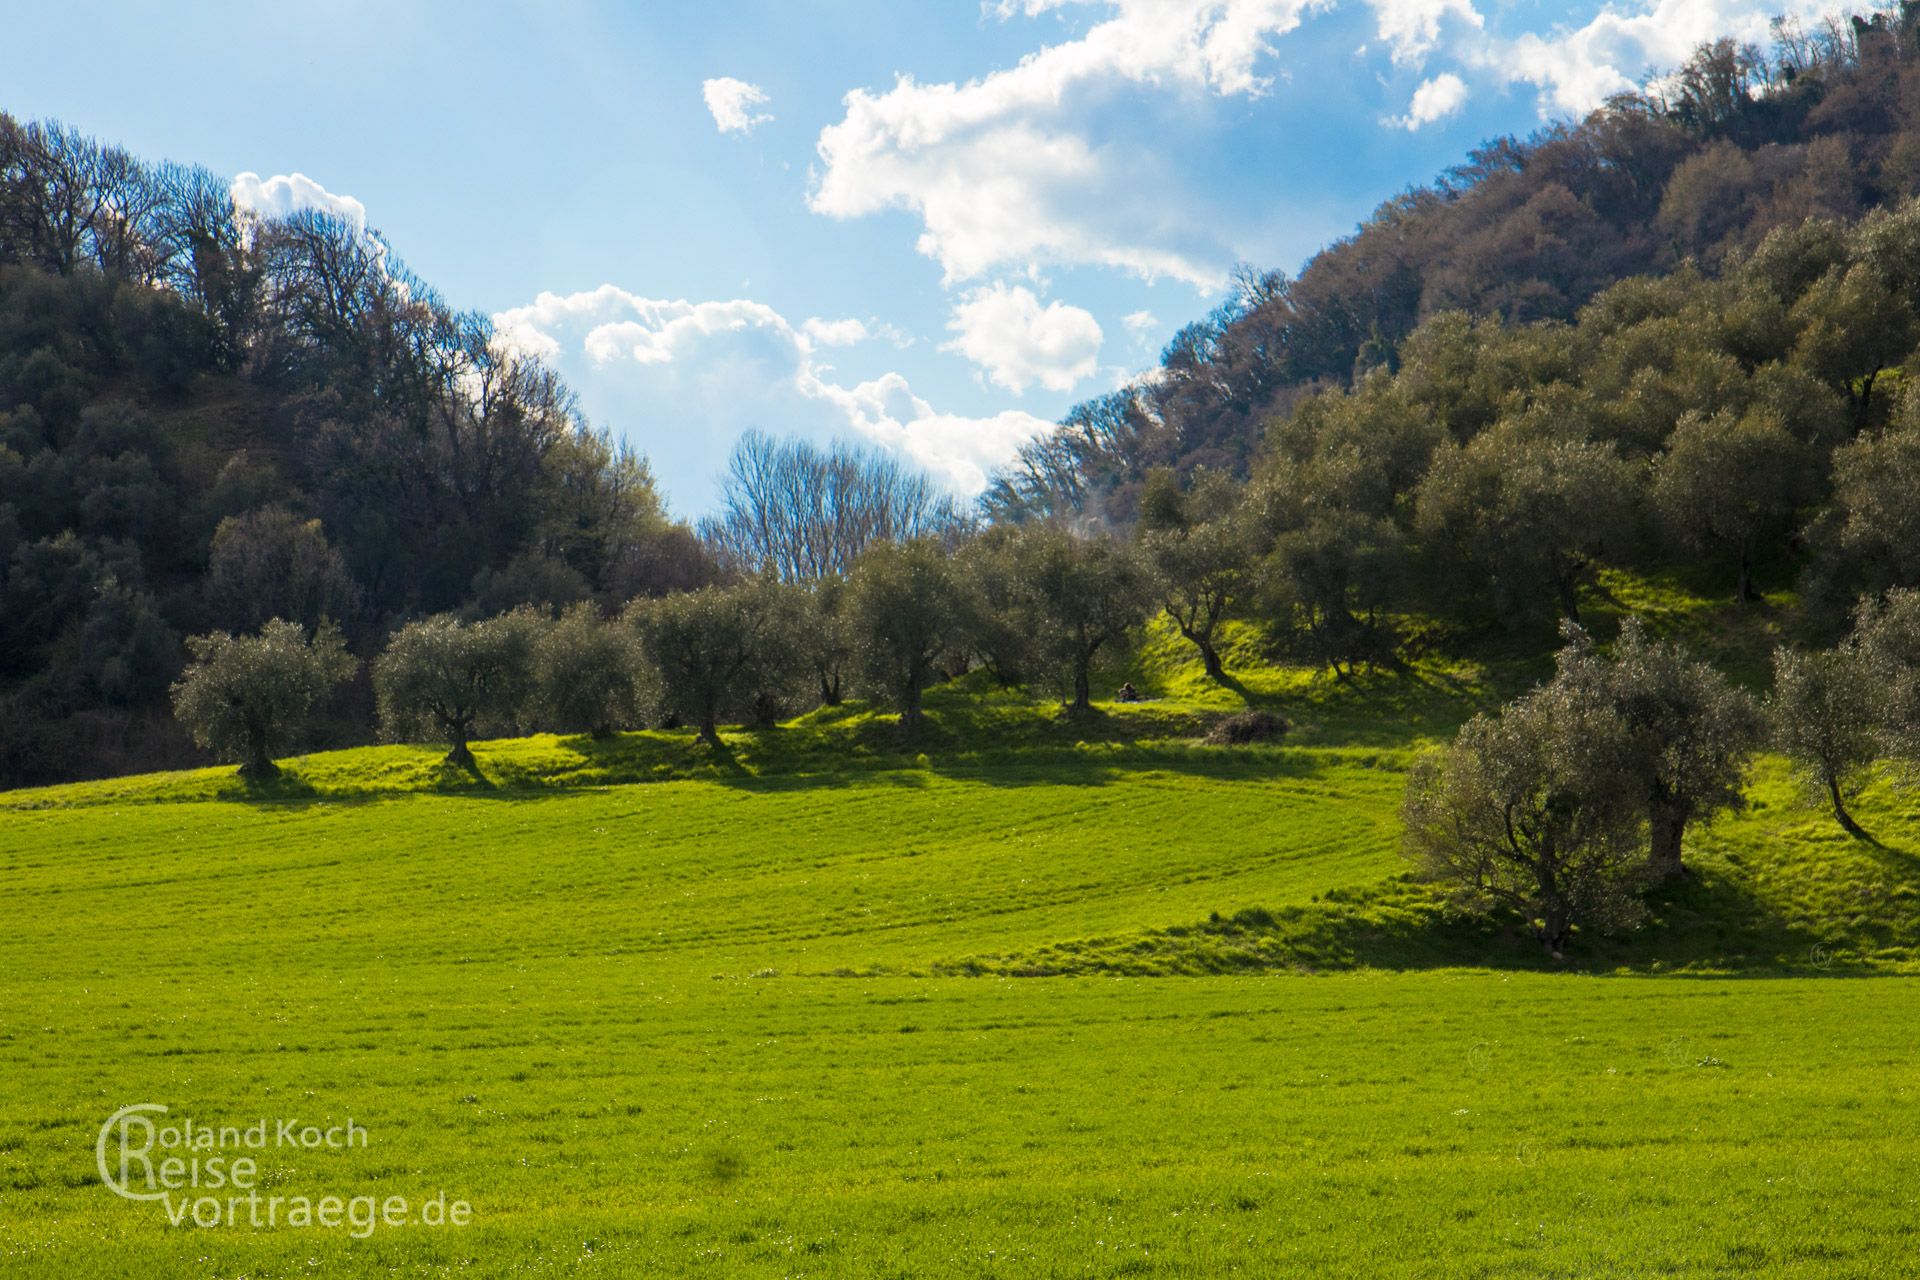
700,431,964,582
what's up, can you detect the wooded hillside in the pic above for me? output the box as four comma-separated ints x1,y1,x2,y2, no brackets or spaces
985,4,1920,521
0,119,708,784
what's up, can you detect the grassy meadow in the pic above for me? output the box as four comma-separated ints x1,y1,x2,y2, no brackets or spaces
4,601,1920,1276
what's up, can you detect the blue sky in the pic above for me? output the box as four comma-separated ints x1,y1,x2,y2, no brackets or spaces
0,0,1822,514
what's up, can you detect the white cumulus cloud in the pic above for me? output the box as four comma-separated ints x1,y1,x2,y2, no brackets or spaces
1545,0,1826,114
1438,0,1834,118
493,285,1052,499
1122,309,1158,339
703,77,774,134
810,0,1821,287
1367,0,1482,66
943,283,1102,394
809,0,1320,289
229,172,370,234
801,316,870,347
1397,71,1468,128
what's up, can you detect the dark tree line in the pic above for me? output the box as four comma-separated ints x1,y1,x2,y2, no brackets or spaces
0,114,709,786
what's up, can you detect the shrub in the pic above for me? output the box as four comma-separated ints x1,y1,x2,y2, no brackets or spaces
1204,709,1290,745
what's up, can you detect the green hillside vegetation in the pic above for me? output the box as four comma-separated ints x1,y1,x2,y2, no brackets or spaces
8,587,1917,978
24,564,1911,973
6,616,1920,1275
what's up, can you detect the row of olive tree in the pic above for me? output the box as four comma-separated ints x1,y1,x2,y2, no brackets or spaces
168,522,1160,775
640,524,1153,744
169,605,653,776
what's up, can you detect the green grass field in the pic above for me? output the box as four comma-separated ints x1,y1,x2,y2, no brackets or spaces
4,612,1920,1276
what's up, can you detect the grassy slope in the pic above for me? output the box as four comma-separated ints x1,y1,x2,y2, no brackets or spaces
3,576,1919,1275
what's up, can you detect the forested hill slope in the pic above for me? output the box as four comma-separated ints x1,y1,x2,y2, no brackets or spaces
986,4,1920,521
10,4,1920,792
0,119,713,786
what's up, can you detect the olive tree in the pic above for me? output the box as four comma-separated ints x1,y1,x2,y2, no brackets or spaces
1258,510,1403,680
1552,620,1764,881
1137,469,1250,684
1819,423,1920,600
739,579,813,729
845,538,965,736
1650,408,1810,604
170,618,355,779
533,603,652,738
373,611,541,768
628,581,782,748
1007,525,1151,713
805,574,853,707
1402,680,1647,956
204,506,358,632
955,526,1036,688
1415,424,1635,625
1770,643,1880,839
1784,586,1920,838
1854,587,1920,766
1789,261,1916,426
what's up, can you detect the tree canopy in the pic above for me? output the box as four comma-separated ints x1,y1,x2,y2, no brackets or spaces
169,619,354,778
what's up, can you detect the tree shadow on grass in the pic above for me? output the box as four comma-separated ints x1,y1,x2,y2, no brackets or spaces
926,870,1869,979
1860,827,1920,869
1212,669,1255,704
527,703,1358,795
233,770,320,802
1579,866,1838,973
924,747,1355,791
195,769,388,812
564,732,1356,797
433,757,495,790
188,693,1391,807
